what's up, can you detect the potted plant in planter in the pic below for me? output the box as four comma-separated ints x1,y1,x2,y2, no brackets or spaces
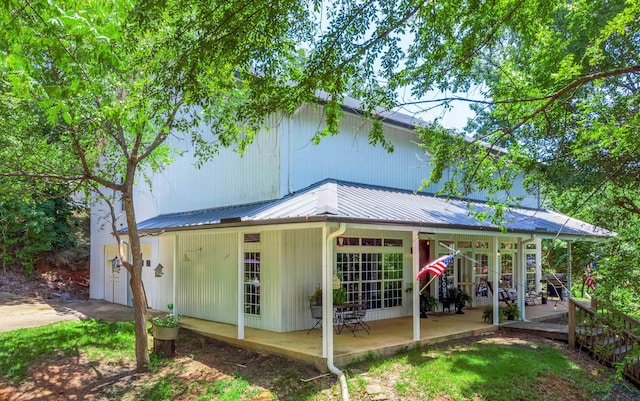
309,287,347,306
309,287,323,306
151,303,180,340
503,303,520,320
450,288,472,314
419,293,438,318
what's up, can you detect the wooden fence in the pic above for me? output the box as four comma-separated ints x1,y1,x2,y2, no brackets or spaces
568,298,640,384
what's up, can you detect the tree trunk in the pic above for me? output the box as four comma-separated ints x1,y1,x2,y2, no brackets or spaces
130,267,149,370
122,181,150,371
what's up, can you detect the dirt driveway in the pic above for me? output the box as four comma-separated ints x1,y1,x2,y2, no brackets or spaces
0,292,135,332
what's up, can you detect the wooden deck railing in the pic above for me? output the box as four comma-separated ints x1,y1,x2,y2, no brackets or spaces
568,298,640,384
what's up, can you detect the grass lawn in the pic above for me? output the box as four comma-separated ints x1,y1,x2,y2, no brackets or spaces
0,320,636,400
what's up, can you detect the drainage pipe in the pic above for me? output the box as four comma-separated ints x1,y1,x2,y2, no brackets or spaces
325,223,349,401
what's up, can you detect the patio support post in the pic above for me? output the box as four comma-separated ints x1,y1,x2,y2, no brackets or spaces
321,226,328,358
567,240,572,300
324,223,346,359
173,235,178,315
237,232,245,340
517,238,526,321
493,236,500,325
412,231,420,341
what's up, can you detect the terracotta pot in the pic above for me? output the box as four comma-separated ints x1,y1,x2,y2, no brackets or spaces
153,325,180,340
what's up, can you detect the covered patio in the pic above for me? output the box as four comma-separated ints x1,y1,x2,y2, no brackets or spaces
180,301,568,371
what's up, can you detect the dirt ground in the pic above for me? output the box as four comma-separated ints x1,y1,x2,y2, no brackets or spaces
0,265,89,301
1,267,639,401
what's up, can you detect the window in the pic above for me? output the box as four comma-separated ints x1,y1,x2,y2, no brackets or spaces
244,233,260,243
526,244,537,290
500,253,513,288
474,253,489,298
244,252,260,316
337,250,403,310
384,238,403,247
361,238,382,246
337,237,359,247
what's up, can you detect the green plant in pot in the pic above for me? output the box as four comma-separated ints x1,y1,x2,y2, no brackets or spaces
309,287,323,306
420,293,438,318
333,287,347,305
309,287,347,306
503,303,520,320
450,288,472,314
152,303,180,340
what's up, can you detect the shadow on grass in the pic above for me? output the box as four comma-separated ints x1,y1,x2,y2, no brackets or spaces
0,319,135,383
349,336,610,401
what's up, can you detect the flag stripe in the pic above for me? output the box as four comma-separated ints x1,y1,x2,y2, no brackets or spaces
417,254,455,281
584,261,596,291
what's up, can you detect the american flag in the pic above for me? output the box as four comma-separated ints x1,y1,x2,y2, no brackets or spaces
584,262,596,291
417,254,455,281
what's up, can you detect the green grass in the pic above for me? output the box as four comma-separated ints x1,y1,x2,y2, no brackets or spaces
0,319,135,382
349,340,603,401
0,321,277,400
1,321,619,401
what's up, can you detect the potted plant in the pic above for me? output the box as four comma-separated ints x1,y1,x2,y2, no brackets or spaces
309,287,323,306
450,288,472,314
503,303,520,320
309,287,347,306
482,306,494,323
419,293,438,318
333,287,347,306
151,303,180,340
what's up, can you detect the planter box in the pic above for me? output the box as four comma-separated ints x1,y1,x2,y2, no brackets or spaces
152,325,180,340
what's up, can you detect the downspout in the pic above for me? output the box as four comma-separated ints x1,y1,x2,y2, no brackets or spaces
325,223,349,401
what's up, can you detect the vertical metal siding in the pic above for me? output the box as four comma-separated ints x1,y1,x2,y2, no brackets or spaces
176,233,238,324
154,114,282,214
151,237,174,312
279,228,324,332
286,107,539,207
288,109,438,195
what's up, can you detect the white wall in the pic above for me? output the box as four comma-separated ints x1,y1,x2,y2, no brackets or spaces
282,106,539,208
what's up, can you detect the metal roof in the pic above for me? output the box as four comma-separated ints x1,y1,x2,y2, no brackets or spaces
135,179,613,238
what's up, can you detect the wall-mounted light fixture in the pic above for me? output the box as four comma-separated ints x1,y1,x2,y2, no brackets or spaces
111,256,122,274
182,247,202,262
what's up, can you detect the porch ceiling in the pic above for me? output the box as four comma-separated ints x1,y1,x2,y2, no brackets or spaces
135,179,613,239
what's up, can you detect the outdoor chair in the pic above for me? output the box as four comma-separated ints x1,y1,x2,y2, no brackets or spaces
339,301,370,336
525,291,539,306
497,288,516,305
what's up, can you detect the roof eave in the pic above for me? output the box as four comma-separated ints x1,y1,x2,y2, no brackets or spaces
134,215,612,240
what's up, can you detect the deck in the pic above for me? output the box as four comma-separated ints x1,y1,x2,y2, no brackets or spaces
180,301,568,371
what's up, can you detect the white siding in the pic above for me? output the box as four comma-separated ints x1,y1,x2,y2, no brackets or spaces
283,106,539,208
150,236,175,312
148,115,282,214
176,233,239,324
284,109,439,195
279,228,324,332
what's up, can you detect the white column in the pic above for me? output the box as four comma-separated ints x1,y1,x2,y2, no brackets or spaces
237,232,245,340
493,236,500,325
321,226,329,358
412,231,420,341
517,238,525,321
567,240,572,300
173,236,178,315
